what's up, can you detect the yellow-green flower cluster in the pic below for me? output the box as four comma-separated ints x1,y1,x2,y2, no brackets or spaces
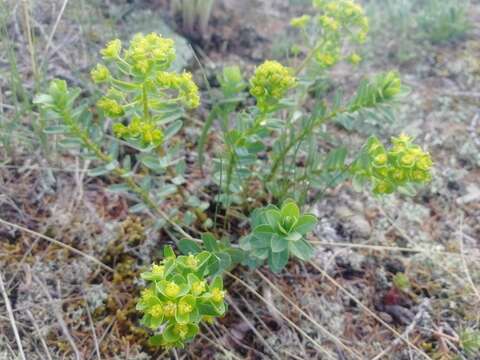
96,97,124,118
113,116,164,147
156,71,200,109
101,39,122,59
124,33,176,75
250,60,296,113
348,53,362,65
137,247,227,348
351,135,433,194
290,15,311,29
90,64,111,83
90,33,201,150
294,0,369,69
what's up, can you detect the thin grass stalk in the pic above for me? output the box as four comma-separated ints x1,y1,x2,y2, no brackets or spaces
197,0,216,35
170,0,181,13
21,0,39,90
182,0,196,34
226,272,337,359
308,261,432,359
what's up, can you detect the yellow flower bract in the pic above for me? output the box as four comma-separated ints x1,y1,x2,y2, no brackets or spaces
211,288,225,303
101,39,122,59
192,281,206,295
165,282,181,298
91,64,110,83
149,304,164,318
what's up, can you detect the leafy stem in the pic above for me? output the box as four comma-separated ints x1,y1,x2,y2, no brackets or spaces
62,106,198,242
266,108,345,184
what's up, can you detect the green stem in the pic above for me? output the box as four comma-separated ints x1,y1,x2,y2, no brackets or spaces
142,83,149,122
266,109,344,184
294,39,325,76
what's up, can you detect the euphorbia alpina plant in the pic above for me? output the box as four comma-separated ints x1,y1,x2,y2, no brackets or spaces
34,0,433,351
137,246,226,348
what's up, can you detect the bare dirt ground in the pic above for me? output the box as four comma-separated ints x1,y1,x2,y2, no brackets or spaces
0,0,479,359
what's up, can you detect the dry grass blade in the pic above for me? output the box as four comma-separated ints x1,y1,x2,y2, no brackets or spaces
42,0,70,63
197,333,244,360
255,269,363,360
371,299,430,360
458,214,480,303
84,297,101,360
227,296,283,360
311,240,480,259
20,0,38,84
35,276,81,360
0,271,27,360
308,261,432,360
226,272,337,359
0,217,113,272
25,309,53,360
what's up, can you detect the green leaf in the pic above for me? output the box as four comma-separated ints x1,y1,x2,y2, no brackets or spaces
216,251,232,272
211,275,223,289
226,247,246,265
268,249,289,273
280,200,300,219
33,94,53,106
270,235,288,252
289,239,314,261
139,155,163,172
265,209,281,228
106,183,130,193
129,203,147,213
285,232,302,242
58,138,82,149
178,239,202,255
163,325,180,342
197,302,223,316
253,247,269,260
293,214,317,235
164,120,183,141
325,147,347,171
163,245,176,259
249,235,270,249
253,224,275,234
206,255,220,276
43,125,70,134
201,233,220,252
185,323,199,340
88,165,112,177
155,185,177,199
148,335,163,347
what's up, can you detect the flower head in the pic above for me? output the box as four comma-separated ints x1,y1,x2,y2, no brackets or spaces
290,15,311,28
149,304,164,318
163,302,177,317
349,53,362,65
165,282,181,298
101,39,122,59
97,97,124,118
351,135,433,195
91,64,110,83
125,33,175,74
185,255,198,269
250,60,296,113
191,280,206,296
211,288,225,303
